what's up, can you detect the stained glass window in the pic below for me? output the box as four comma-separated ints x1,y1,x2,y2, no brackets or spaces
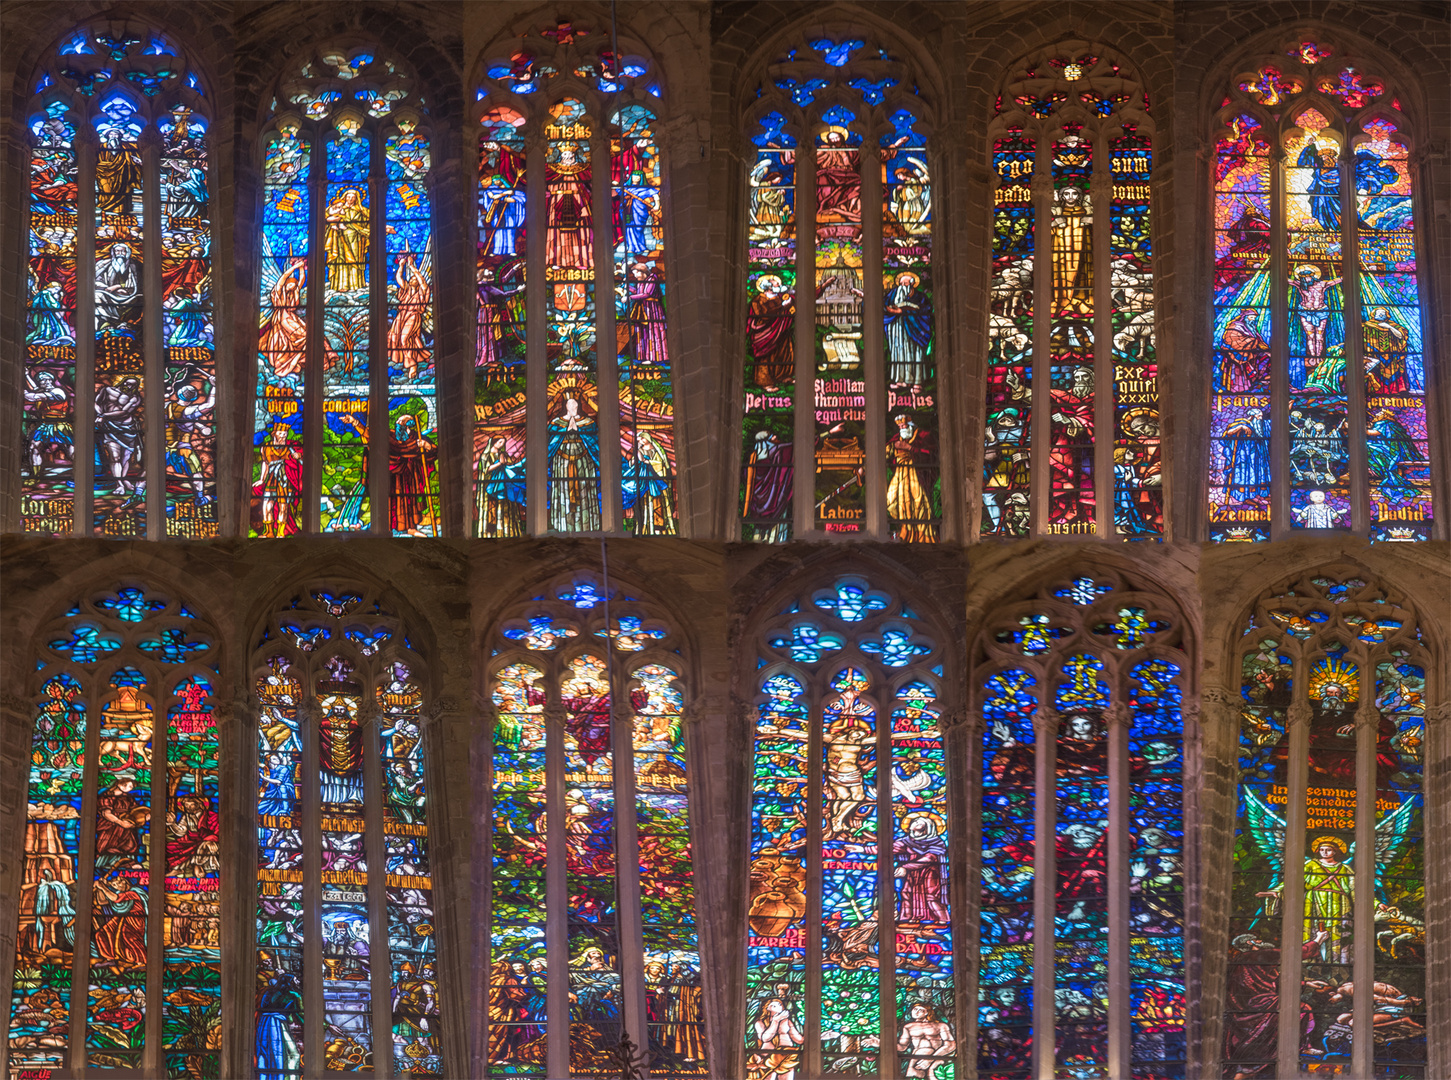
22,24,216,538
254,586,442,1076
977,572,1186,1077
746,575,954,1075
741,36,941,542
1210,39,1435,541
7,586,220,1077
1224,571,1425,1077
474,22,677,536
487,573,706,1075
985,46,1161,539
252,48,439,537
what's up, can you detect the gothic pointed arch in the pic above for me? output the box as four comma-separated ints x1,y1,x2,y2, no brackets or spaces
972,565,1190,1078
483,568,707,1076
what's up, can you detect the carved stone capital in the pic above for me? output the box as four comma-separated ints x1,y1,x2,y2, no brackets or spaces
1202,684,1238,708
1355,702,1381,732
423,697,463,727
1181,699,1201,730
965,162,996,187
678,704,704,726
543,705,568,728
1270,145,1288,165
357,699,383,726
1034,705,1060,736
1287,701,1313,730
1430,701,1451,726
732,699,759,728
0,692,32,717
1103,702,1132,729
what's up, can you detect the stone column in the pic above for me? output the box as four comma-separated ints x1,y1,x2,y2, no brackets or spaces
1105,700,1132,1077
1277,698,1312,1078
1032,704,1058,1080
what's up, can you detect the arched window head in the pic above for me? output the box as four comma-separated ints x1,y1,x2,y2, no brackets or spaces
486,572,707,1075
252,48,438,537
975,570,1186,1077
741,35,941,543
473,21,676,537
1209,37,1435,542
745,572,955,1075
21,24,216,539
8,585,221,1076
1223,569,1427,1076
984,44,1161,540
252,585,443,1075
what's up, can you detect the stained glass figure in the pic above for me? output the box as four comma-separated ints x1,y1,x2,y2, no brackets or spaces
975,572,1185,1077
8,589,220,1079
254,586,444,1076
1210,40,1434,540
747,575,951,1075
488,577,707,1076
988,47,1160,539
252,49,431,537
475,25,674,537
1224,572,1426,1077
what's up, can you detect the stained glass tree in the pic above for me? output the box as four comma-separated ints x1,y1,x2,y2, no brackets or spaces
984,44,1161,539
1223,570,1426,1077
486,573,707,1076
21,24,217,538
252,585,443,1076
473,21,677,537
741,35,942,542
252,47,439,537
7,587,221,1078
976,572,1186,1078
1210,38,1435,541
745,574,954,1075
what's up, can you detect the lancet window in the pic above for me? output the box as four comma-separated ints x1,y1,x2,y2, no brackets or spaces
7,586,220,1077
1223,570,1427,1077
251,48,439,537
976,572,1186,1078
740,35,941,543
486,573,705,1075
252,587,442,1076
745,575,954,1076
984,44,1161,539
473,21,677,537
21,24,217,538
1209,38,1435,541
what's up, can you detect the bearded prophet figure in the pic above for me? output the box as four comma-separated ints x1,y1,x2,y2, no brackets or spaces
545,144,592,269
887,415,936,541
747,275,795,391
893,815,950,922
1052,185,1092,315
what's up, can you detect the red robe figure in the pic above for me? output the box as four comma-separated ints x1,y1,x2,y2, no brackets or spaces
389,414,438,535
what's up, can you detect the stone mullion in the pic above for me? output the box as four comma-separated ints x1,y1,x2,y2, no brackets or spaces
944,707,978,1078
67,676,104,1069
1352,697,1378,1076
141,132,164,540
804,686,824,1075
1092,135,1112,539
299,695,323,1078
524,133,548,536
543,700,568,1076
593,124,622,534
1105,700,1131,1078
862,142,886,539
875,680,895,1079
610,662,648,1066
368,135,389,536
303,134,325,535
1339,144,1371,535
1268,147,1290,539
75,130,97,536
1032,703,1057,1080
145,673,170,1075
225,696,253,1080
360,696,394,1078
1276,696,1311,1078
1029,134,1052,536
793,138,817,539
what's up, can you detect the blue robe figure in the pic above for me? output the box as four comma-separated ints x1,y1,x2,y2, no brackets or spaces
170,161,208,218
27,282,74,345
1297,142,1342,232
1221,408,1271,508
1113,453,1153,535
616,172,659,256
32,869,74,952
884,273,932,389
256,971,302,1080
547,398,602,532
478,175,526,256
258,752,295,856
165,286,211,347
1367,409,1420,507
1352,147,1404,227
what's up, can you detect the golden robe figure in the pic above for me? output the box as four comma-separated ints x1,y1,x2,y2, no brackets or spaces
1051,185,1093,316
324,189,369,293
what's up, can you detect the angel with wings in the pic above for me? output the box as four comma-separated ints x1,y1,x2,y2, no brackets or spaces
1243,786,1419,964
386,240,433,380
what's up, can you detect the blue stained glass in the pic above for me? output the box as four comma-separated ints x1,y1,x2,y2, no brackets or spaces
312,591,362,615
96,587,167,620
1056,577,1112,606
344,628,392,655
145,35,176,55
810,38,865,66
1056,653,1110,711
110,665,147,688
998,614,1071,655
753,111,796,149
814,582,888,622
819,103,860,134
847,76,897,106
279,622,330,651
558,581,607,609
94,32,140,59
187,71,201,92
35,73,52,91
774,76,829,106
502,614,577,651
858,626,932,666
49,624,122,663
767,623,844,664
138,626,210,661
1093,606,1170,649
60,30,93,54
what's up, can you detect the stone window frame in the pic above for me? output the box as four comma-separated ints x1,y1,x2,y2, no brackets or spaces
3,582,223,1077
738,28,945,544
19,20,216,539
741,568,963,1076
470,21,679,538
250,42,437,537
1205,32,1441,543
982,40,1161,541
482,568,703,1076
248,581,443,1077
970,567,1191,1078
